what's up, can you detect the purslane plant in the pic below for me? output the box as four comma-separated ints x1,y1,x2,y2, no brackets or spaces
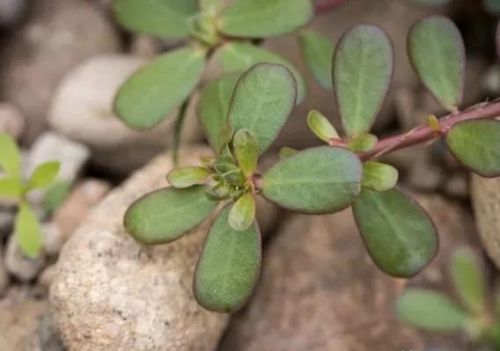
123,15,500,313
0,133,61,258
397,248,500,349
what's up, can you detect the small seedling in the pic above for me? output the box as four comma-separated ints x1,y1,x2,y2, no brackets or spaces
397,247,500,349
0,133,61,258
123,14,500,314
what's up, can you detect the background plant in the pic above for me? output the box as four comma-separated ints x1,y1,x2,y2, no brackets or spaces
0,133,61,258
397,247,500,350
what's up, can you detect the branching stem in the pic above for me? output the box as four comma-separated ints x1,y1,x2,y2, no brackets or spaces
358,101,500,161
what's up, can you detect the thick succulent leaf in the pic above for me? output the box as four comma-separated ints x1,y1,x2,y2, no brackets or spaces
194,205,261,313
115,47,205,130
446,120,500,177
279,147,298,160
229,63,297,155
124,186,217,244
0,177,23,199
167,167,211,189
333,25,393,136
0,133,21,177
198,73,239,153
347,133,378,152
450,247,486,315
261,146,362,214
228,193,256,231
113,0,197,39
353,189,438,277
298,30,334,90
233,130,259,177
15,203,43,259
218,0,313,38
409,16,465,110
397,289,468,331
206,181,232,201
307,110,339,143
362,161,398,192
215,42,306,102
26,161,60,192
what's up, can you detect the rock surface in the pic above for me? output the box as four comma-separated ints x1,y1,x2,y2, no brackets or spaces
472,175,500,269
0,0,27,27
0,251,8,296
0,103,25,139
5,234,46,281
219,194,478,351
50,147,230,351
0,0,120,142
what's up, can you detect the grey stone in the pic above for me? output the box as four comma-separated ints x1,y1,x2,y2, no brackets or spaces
0,103,25,139
5,234,46,281
0,0,26,27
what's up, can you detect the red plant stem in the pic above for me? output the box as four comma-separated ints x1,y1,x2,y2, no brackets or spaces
358,101,500,161
314,0,348,14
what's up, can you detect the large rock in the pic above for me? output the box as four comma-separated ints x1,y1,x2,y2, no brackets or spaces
0,0,120,143
50,147,229,351
472,176,500,269
49,55,202,173
219,194,478,351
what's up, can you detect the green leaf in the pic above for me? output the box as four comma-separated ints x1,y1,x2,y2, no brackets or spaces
115,47,206,130
228,193,256,231
218,0,313,38
113,0,197,39
397,288,468,331
333,25,393,136
233,129,259,177
200,0,225,14
279,147,298,159
198,73,239,153
362,161,398,192
167,167,211,189
124,186,217,245
194,205,261,313
206,181,232,201
353,189,438,277
42,181,72,214
298,30,334,90
26,161,60,192
347,133,378,152
215,42,306,102
307,110,339,143
0,177,23,199
0,133,21,177
446,120,500,177
229,63,297,155
15,203,43,259
450,247,486,315
408,16,465,110
262,146,362,213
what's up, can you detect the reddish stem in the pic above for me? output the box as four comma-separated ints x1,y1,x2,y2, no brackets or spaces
314,0,348,14
359,101,500,161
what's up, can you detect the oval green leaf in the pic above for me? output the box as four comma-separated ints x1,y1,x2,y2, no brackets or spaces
233,129,259,177
450,247,486,315
229,63,297,155
124,186,217,245
26,161,60,192
215,42,306,102
0,177,23,200
397,288,468,331
15,203,43,259
362,161,398,192
261,146,362,214
228,193,256,231
194,205,261,313
333,25,393,136
347,133,378,152
198,73,239,153
307,110,339,143
353,188,438,277
0,133,20,177
115,47,206,130
218,0,313,38
298,29,334,90
42,181,72,215
113,0,197,39
167,167,211,189
409,16,465,110
446,120,500,177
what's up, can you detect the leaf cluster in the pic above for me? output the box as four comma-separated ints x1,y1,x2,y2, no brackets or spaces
0,133,62,258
